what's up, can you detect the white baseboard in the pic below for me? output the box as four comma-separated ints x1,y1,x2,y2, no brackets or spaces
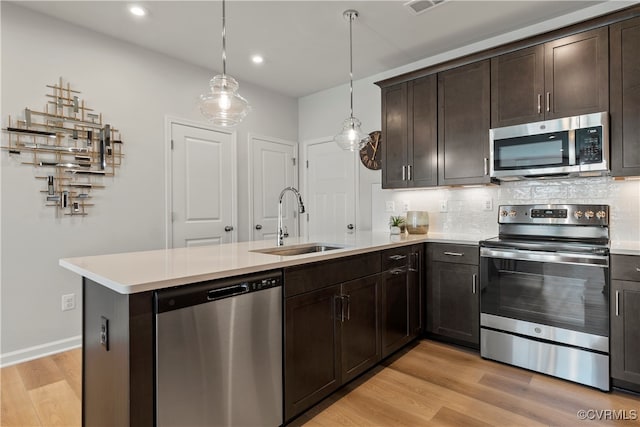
0,335,82,368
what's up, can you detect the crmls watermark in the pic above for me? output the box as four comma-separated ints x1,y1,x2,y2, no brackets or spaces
577,409,638,421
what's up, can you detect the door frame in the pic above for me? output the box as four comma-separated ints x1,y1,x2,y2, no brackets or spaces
164,116,238,249
247,133,299,241
299,136,360,239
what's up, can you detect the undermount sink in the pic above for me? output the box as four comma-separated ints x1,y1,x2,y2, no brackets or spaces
251,243,345,256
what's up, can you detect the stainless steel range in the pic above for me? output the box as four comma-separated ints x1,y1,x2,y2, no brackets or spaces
480,204,610,391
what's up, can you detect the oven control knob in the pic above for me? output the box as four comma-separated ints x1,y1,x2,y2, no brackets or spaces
574,210,583,219
596,210,607,219
508,210,517,217
500,210,508,217
585,210,595,219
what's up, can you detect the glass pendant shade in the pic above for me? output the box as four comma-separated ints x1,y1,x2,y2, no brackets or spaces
199,75,250,127
334,116,370,151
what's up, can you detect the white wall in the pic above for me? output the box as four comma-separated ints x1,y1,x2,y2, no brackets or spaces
299,1,640,242
0,3,297,364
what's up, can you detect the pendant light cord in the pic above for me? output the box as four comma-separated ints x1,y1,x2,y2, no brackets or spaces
348,12,354,120
222,0,227,77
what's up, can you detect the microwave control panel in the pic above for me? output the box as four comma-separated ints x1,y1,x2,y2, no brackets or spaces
575,126,603,164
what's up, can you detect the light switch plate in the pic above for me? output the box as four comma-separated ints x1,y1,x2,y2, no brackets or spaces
440,200,448,213
483,198,493,211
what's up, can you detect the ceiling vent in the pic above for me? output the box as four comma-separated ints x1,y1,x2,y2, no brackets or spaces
404,0,447,15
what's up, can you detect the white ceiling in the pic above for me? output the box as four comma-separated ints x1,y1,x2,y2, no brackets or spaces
11,1,639,98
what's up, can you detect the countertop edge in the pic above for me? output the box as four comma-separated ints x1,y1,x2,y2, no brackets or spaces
59,234,485,295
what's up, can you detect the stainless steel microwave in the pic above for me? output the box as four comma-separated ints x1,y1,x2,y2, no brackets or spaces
489,112,609,181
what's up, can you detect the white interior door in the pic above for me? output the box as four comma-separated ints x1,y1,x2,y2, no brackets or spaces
170,121,236,248
251,135,297,241
305,139,356,238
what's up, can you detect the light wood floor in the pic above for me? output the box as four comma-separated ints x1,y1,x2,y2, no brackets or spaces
2,341,639,426
1,347,81,427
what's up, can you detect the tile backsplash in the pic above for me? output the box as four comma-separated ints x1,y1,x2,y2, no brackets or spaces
372,177,640,244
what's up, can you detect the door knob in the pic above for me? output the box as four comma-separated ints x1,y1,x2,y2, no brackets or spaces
347,224,354,230
224,226,234,232
255,224,262,230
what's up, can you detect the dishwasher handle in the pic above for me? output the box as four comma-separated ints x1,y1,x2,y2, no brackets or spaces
207,284,249,301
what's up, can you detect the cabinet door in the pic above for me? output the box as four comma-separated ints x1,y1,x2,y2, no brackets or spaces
408,75,438,187
427,261,479,348
408,248,424,338
491,45,545,128
611,280,640,386
438,60,491,185
544,27,609,119
381,83,408,189
340,275,381,383
611,17,640,177
381,268,410,357
284,285,341,421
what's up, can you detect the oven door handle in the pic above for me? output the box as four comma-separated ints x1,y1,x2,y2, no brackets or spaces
480,247,609,267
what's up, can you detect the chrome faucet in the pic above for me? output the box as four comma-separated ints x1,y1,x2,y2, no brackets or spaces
277,187,305,246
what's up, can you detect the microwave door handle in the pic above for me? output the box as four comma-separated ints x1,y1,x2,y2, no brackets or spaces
568,130,576,165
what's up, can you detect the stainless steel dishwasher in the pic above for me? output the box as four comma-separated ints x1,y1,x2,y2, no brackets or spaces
155,270,283,427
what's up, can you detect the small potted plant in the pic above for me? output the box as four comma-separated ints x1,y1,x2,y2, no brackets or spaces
389,216,405,235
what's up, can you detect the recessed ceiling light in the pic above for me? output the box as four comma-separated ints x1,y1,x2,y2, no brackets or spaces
129,5,148,17
251,55,264,65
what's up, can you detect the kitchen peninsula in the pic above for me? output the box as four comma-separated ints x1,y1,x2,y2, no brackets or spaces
60,232,485,426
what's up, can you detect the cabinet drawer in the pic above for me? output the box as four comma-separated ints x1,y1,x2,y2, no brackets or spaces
428,243,478,265
284,252,381,297
611,255,640,281
382,244,422,271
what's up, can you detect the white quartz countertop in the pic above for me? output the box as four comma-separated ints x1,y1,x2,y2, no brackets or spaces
611,241,640,256
60,231,487,294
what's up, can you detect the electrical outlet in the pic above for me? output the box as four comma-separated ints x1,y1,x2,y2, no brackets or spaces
402,200,410,212
385,201,395,212
61,293,76,311
440,200,448,213
483,198,493,211
100,316,110,351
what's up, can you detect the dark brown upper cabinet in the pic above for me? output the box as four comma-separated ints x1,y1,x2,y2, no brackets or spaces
611,16,640,177
381,75,437,189
438,60,491,186
491,27,609,128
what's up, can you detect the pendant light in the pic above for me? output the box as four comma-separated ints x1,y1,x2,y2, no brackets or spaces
199,0,250,126
334,10,370,151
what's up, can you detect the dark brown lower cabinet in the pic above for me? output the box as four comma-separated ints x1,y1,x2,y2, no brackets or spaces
611,254,640,392
284,285,341,421
284,274,384,421
284,245,424,422
381,245,424,358
426,243,480,349
340,275,382,383
611,280,640,390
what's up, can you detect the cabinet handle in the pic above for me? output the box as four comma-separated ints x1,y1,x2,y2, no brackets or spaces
344,295,351,321
546,92,551,112
537,94,541,114
409,252,419,272
402,165,406,181
407,165,412,181
443,251,464,257
636,267,640,272
389,254,407,261
472,274,477,294
335,295,345,322
483,158,488,176
389,268,405,275
615,290,620,317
